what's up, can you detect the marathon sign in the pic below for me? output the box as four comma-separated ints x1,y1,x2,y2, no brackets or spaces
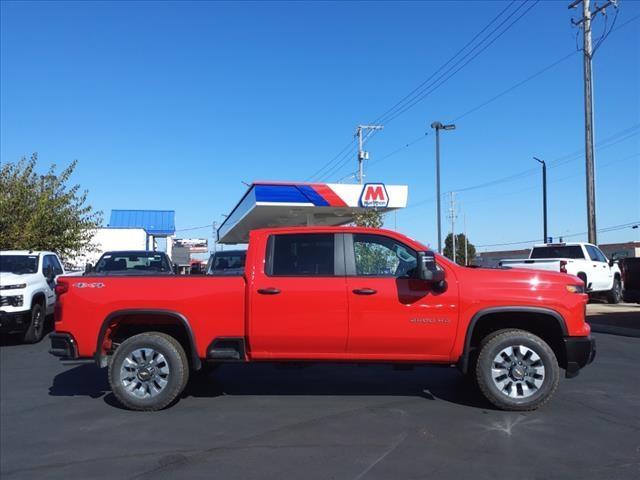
359,183,389,208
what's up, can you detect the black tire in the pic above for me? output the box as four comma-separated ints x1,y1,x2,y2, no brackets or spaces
108,332,189,411
606,277,622,304
475,329,559,411
22,302,45,344
577,272,588,289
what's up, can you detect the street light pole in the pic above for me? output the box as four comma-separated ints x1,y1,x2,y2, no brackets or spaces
430,121,456,254
534,157,548,242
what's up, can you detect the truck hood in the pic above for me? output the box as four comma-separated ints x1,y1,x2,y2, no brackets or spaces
0,272,40,287
474,266,580,285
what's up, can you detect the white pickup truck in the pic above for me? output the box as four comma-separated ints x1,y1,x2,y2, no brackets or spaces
0,251,66,342
499,242,622,304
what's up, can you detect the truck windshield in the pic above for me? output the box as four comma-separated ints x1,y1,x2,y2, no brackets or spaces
95,252,172,273
530,246,584,259
0,255,39,274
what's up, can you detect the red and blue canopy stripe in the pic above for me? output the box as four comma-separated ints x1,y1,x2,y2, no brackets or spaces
254,183,347,207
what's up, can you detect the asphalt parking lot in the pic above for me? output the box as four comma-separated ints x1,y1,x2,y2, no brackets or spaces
1,304,639,480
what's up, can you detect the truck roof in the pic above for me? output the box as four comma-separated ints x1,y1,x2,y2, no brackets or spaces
532,242,594,248
250,226,430,251
0,250,56,256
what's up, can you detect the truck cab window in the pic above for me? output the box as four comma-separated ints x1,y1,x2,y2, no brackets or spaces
269,234,335,276
352,234,417,277
49,255,63,275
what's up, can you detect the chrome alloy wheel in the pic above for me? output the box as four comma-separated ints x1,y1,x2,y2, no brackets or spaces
491,345,545,399
119,348,170,399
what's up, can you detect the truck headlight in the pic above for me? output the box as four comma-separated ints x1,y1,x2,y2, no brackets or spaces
0,284,27,290
566,284,585,294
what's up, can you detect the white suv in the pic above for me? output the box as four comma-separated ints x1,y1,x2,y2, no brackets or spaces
0,251,65,343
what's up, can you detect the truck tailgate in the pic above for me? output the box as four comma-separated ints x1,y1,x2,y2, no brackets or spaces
499,259,561,272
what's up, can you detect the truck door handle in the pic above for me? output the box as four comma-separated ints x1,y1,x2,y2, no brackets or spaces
352,288,377,295
257,288,280,295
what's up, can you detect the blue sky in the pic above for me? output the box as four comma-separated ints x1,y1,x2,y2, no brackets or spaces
1,0,638,252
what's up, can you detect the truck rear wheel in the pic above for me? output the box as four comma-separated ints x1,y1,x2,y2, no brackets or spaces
475,329,559,411
108,332,189,411
22,302,45,344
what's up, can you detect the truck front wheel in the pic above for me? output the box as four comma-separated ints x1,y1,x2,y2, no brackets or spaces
606,277,622,304
22,302,45,344
108,332,189,411
475,329,559,411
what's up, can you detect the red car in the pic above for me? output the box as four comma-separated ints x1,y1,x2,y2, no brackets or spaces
50,226,595,411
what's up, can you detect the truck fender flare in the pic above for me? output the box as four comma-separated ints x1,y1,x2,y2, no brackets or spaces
95,309,201,370
459,306,568,373
31,291,46,306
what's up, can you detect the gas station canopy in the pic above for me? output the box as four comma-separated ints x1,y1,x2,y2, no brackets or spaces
217,182,408,244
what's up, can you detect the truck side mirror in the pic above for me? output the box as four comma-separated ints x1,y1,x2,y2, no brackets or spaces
173,264,179,274
416,251,445,283
85,263,93,273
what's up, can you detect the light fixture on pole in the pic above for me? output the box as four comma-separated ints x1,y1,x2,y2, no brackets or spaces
431,121,456,253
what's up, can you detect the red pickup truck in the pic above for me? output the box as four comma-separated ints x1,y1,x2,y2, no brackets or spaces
50,226,595,411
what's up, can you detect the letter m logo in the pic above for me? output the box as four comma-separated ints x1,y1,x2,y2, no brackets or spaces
360,183,389,208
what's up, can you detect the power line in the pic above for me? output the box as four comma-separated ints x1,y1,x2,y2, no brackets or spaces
306,1,531,183
452,51,577,123
380,1,540,126
401,124,639,210
305,139,355,182
307,8,639,185
367,133,429,168
446,124,639,194
175,224,213,232
476,221,639,248
454,12,638,124
315,144,358,182
370,1,519,127
356,10,640,180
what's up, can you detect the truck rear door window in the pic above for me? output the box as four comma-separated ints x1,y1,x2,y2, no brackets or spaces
530,246,584,259
268,234,335,276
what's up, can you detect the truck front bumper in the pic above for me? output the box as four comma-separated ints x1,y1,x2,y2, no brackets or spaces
564,336,596,378
0,310,30,334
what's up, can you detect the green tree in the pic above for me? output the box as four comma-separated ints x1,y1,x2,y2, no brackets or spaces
352,209,384,228
443,233,476,265
352,209,389,273
0,154,103,261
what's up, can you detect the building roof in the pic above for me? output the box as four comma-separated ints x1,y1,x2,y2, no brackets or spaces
108,210,175,236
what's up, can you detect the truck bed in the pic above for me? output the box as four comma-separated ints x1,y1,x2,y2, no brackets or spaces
54,275,246,359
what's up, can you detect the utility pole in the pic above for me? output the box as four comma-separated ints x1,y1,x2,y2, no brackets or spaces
430,121,456,253
355,125,384,184
212,221,218,253
534,157,548,242
569,0,618,244
448,192,457,264
464,212,469,266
